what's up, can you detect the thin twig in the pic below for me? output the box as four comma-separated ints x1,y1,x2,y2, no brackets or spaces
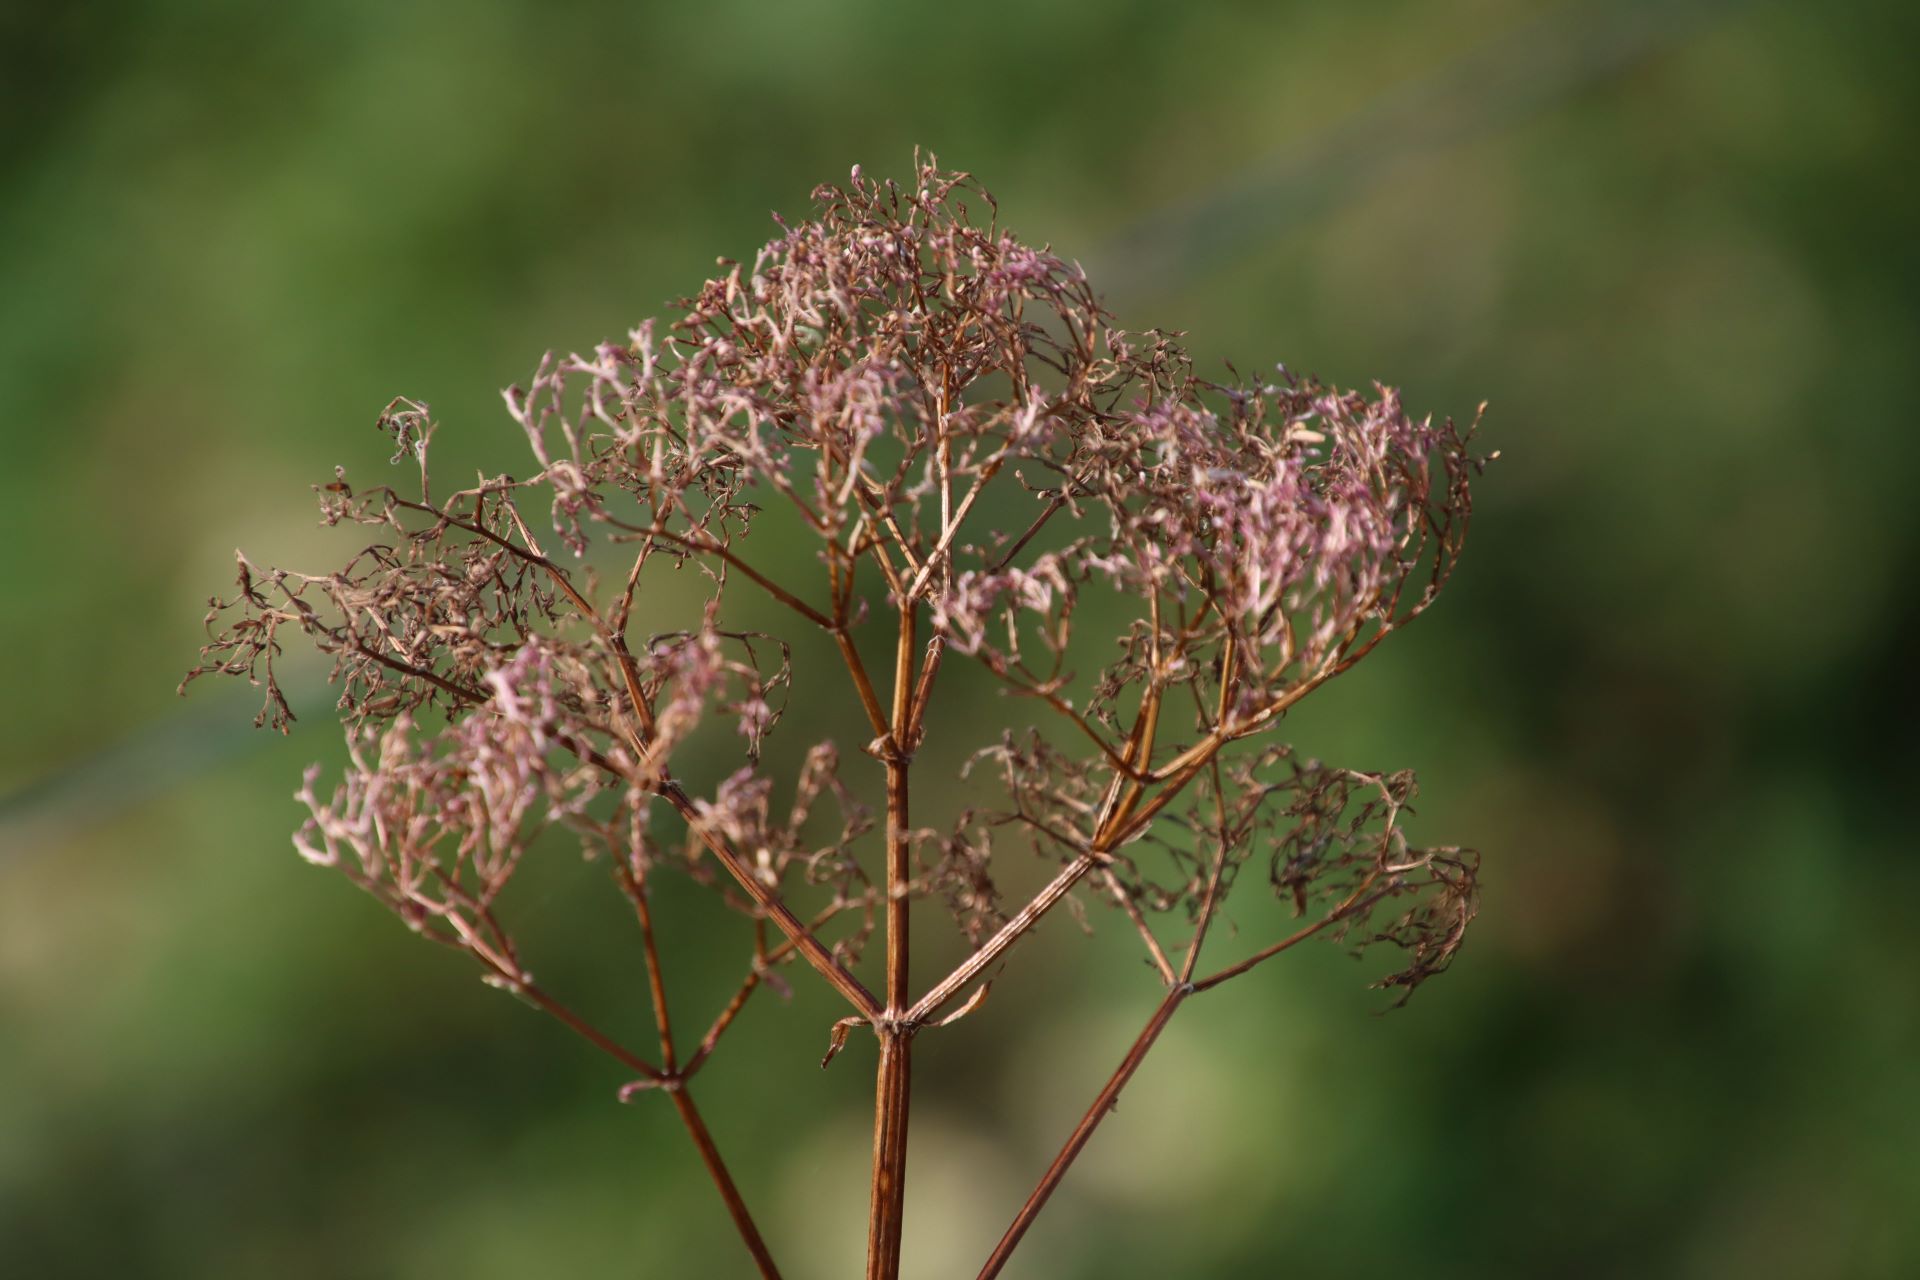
669,1088,785,1280
976,985,1189,1280
662,780,883,1020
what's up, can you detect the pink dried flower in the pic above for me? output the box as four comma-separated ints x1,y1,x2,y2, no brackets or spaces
185,156,1489,1280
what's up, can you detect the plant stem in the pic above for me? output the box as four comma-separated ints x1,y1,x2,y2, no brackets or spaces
670,1087,784,1280
973,882,1394,1276
616,865,784,1278
867,599,920,1279
660,780,882,1019
492,970,781,1279
906,851,1100,1025
629,872,678,1071
886,602,916,1012
975,985,1189,1280
866,1029,913,1279
1190,883,1391,992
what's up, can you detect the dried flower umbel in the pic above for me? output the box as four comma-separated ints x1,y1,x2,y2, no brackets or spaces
184,159,1486,1279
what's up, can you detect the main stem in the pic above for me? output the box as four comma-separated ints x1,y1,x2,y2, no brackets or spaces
867,1030,913,1277
867,601,918,1280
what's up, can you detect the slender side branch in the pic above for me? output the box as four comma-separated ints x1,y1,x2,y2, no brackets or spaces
680,965,762,1080
614,855,783,1279
907,850,1106,1025
1178,758,1235,984
662,781,882,1019
975,879,1405,1277
835,628,896,743
1191,883,1393,993
620,866,679,1071
507,974,667,1082
975,985,1189,1280
472,960,781,1278
607,518,836,631
1101,866,1177,985
669,1088,785,1280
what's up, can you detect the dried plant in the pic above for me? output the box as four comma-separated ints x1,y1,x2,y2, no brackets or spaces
184,157,1487,1279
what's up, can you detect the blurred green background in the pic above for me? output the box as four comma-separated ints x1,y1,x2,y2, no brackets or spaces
5,0,1917,1276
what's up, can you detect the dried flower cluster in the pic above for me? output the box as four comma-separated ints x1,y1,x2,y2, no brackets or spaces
185,158,1487,1280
